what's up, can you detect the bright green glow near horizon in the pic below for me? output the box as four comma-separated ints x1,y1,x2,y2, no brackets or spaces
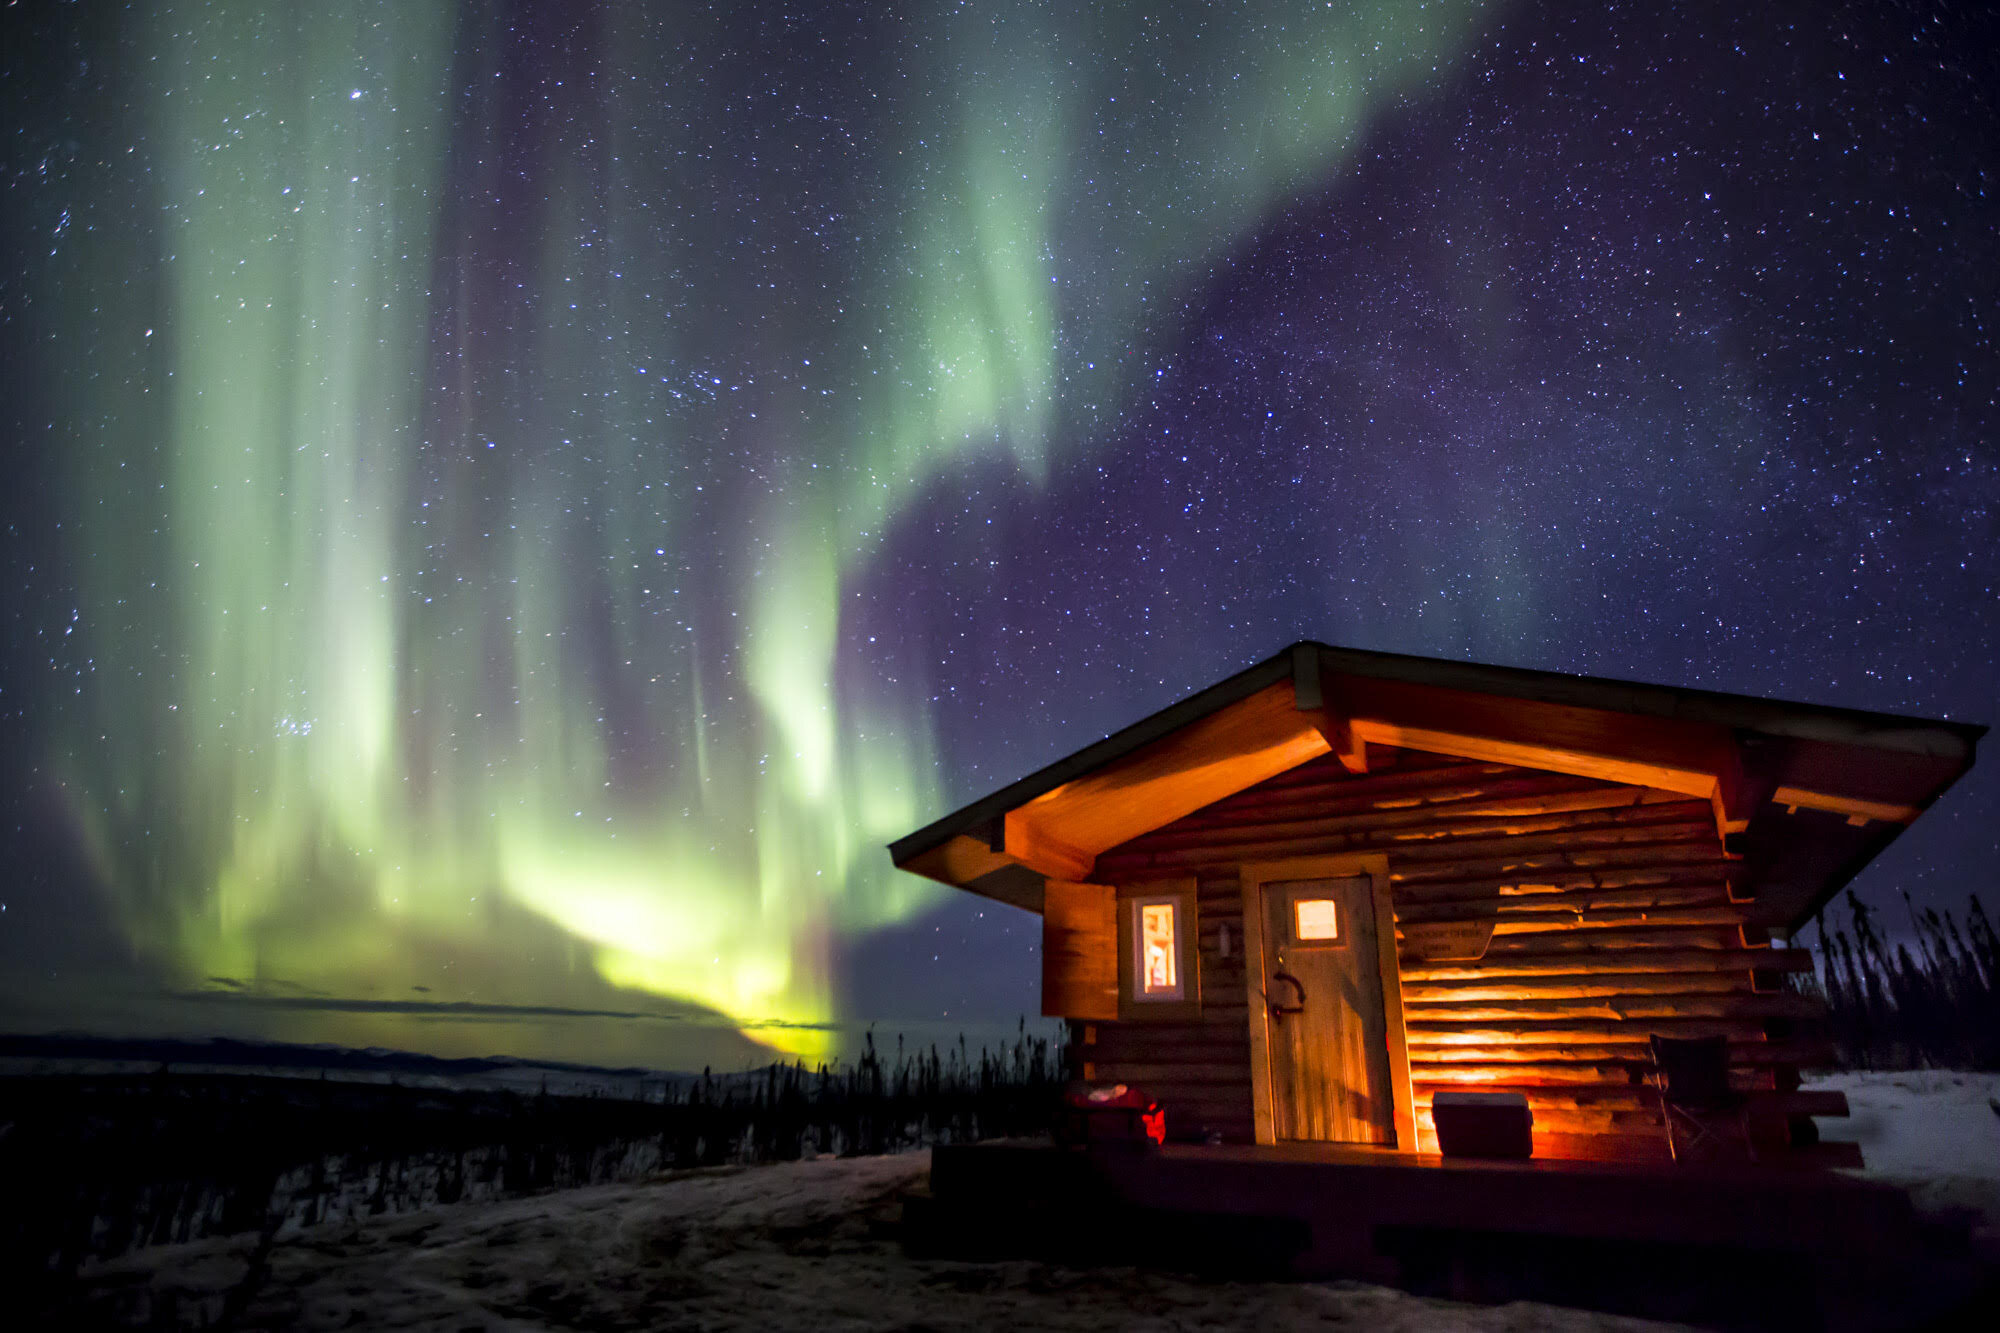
54,1,1485,1066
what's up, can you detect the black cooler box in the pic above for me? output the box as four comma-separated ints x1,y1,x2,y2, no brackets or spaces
1431,1090,1533,1159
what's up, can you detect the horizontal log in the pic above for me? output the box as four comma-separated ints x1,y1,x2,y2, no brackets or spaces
1147,1104,1252,1127
1401,992,1823,1022
1088,1062,1248,1085
1391,843,1729,885
1402,1023,1816,1046
1188,761,1590,811
1150,1089,1252,1115
1082,1039,1249,1063
1175,778,1671,837
1462,1086,1658,1109
1419,1105,1663,1136
1397,881,1732,919
1412,1061,1652,1086
1383,819,1718,864
1230,754,1503,799
1394,883,1733,923
1411,1041,1832,1078
1412,1035,1827,1062
1393,824,1723,872
1081,1026,1243,1046
1131,790,1704,857
1153,1094,1252,1116
1407,1020,1774,1047
1400,972,1757,1002
1442,788,1690,820
1216,880,1768,932
1157,781,1600,839
1083,1032,1248,1052
1138,1009,1236,1027
1105,827,1723,878
1392,864,1736,906
1475,927,1745,954
1380,802,1712,847
1412,1083,1711,1109
1399,948,1811,981
1407,1042,1753,1065
1474,906,1749,935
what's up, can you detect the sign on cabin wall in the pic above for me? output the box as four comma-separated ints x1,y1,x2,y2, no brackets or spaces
1398,919,1495,961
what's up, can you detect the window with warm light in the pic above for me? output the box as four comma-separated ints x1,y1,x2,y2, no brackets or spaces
1294,897,1339,942
1131,896,1184,1001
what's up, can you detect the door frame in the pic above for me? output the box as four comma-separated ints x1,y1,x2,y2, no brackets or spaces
1240,852,1416,1151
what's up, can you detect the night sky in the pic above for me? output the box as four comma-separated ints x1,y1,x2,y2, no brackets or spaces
2,1,1995,1072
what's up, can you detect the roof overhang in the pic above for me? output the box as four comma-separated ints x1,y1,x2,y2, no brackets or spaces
888,642,1983,927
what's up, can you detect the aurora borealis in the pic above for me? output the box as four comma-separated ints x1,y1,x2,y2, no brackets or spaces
3,2,1996,1071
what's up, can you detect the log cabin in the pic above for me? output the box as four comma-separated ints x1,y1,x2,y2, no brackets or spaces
888,642,1983,1165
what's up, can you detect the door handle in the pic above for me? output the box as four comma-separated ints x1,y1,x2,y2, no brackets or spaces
1265,970,1306,1019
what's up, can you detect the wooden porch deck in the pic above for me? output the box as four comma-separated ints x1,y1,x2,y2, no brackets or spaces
906,1139,1970,1330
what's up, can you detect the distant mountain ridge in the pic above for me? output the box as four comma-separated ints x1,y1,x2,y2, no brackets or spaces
0,1031,694,1084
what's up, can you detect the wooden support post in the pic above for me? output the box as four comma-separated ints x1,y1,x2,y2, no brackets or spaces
1041,881,1118,1020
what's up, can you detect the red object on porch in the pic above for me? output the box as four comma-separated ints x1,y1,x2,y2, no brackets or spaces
1059,1082,1166,1146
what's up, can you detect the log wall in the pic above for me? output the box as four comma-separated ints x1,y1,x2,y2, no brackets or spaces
1081,746,1838,1161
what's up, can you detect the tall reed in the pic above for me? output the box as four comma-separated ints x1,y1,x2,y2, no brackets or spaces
1801,890,2000,1071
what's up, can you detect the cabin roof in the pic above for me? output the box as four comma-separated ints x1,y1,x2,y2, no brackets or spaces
887,641,1983,930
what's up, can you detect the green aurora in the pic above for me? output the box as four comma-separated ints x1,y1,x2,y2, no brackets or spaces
26,1,1487,1065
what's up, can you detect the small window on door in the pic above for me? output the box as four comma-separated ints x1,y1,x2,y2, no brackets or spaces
1294,897,1339,942
1132,896,1184,1001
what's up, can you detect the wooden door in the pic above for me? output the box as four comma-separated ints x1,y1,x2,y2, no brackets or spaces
1261,875,1396,1143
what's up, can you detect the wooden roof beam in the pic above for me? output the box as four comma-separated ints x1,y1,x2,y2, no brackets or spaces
1310,652,1744,841
1772,786,1920,827
1002,679,1334,871
1293,643,1368,773
898,831,1019,890
1002,809,1095,880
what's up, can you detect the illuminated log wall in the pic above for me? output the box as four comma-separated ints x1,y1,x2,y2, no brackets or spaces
1085,746,1842,1162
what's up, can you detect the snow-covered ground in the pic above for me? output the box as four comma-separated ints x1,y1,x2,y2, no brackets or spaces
74,1152,1687,1331
58,1072,2000,1330
1807,1069,2000,1248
